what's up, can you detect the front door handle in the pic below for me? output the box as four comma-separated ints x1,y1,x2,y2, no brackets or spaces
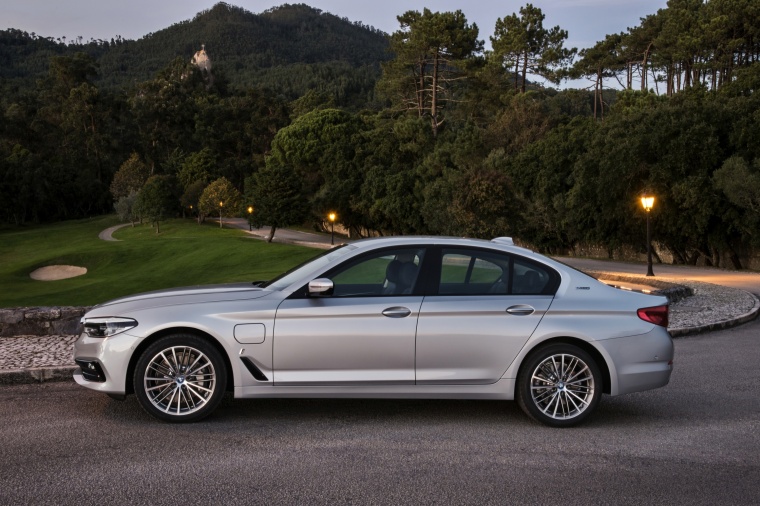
382,307,412,318
506,305,535,316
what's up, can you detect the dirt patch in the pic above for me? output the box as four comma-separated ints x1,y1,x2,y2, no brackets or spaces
29,265,87,281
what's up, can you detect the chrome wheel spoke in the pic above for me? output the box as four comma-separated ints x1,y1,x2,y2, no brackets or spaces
184,383,209,404
185,382,213,394
145,376,173,382
566,389,590,407
146,382,172,392
185,354,205,376
153,383,175,404
566,365,589,384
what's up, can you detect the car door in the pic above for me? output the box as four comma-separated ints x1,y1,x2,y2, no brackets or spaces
273,247,427,386
415,248,558,384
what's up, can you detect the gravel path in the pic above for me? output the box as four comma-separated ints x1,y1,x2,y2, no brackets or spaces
669,279,757,330
98,223,130,241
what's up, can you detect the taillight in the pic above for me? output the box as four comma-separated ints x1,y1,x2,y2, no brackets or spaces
637,305,669,327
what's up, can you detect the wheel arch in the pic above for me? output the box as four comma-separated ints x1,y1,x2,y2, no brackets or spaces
125,326,234,395
516,336,612,395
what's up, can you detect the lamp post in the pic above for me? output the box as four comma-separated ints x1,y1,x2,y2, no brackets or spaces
640,194,655,276
328,212,336,245
219,201,223,228
247,206,254,231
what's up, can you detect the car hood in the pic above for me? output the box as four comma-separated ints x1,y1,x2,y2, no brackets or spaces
86,283,272,317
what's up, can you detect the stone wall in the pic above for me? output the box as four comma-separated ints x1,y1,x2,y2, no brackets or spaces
0,307,90,337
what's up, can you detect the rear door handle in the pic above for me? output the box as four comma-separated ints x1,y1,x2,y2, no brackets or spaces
506,305,535,316
382,307,412,318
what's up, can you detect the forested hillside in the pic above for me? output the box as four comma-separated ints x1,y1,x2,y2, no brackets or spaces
2,0,760,269
0,2,388,104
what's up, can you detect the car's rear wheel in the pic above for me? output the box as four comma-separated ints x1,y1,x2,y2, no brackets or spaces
134,334,227,423
517,343,602,427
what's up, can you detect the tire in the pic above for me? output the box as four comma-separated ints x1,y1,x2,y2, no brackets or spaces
517,343,602,428
134,334,227,423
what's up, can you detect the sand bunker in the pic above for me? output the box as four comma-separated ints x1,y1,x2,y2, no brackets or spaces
30,265,87,281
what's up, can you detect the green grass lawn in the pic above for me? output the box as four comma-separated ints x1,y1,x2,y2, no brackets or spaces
0,216,318,307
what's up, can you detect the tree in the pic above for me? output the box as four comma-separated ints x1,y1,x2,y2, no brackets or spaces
198,177,242,226
354,116,435,235
623,13,662,92
192,89,289,187
180,180,206,223
379,9,483,137
111,152,150,200
114,190,139,226
491,4,575,92
713,156,760,238
267,108,366,232
178,148,215,190
129,58,207,171
134,175,178,233
571,33,625,119
422,161,516,239
247,165,308,242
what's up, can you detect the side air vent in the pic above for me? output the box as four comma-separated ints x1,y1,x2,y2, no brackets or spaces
240,357,269,382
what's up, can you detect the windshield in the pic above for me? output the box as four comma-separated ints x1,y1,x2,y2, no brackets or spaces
262,244,358,291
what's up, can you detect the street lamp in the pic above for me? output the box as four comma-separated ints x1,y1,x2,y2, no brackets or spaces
219,201,223,228
328,212,337,245
640,194,655,276
247,205,254,231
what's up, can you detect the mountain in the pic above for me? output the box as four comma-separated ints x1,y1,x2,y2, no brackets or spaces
0,2,390,105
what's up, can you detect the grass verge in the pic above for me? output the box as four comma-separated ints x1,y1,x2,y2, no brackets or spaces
0,216,318,307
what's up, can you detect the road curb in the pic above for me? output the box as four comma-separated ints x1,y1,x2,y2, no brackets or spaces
0,365,77,385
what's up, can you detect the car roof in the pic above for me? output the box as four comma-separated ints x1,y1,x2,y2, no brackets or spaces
342,236,543,261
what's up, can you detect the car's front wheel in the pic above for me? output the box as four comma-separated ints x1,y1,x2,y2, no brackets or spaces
134,334,227,422
517,343,602,427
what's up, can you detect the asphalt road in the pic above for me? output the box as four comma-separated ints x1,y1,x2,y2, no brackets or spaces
2,321,759,505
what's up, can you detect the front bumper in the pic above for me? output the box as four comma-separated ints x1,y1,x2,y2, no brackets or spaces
73,331,142,394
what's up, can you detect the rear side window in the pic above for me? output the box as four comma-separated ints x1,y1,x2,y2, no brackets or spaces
512,257,552,295
437,248,558,296
439,250,509,295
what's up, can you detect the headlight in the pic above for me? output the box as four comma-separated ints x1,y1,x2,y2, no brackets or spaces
82,317,138,338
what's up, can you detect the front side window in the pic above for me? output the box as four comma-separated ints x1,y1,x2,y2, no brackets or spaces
265,244,357,291
328,248,425,297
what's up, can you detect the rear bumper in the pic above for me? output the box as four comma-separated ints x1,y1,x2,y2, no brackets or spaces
597,326,674,396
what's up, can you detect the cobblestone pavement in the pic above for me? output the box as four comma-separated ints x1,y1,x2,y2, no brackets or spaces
0,334,78,371
1,279,756,375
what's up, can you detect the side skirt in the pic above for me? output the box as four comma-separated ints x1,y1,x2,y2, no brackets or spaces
235,378,515,400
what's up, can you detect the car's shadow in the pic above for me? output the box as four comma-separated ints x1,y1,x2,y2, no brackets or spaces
92,389,678,431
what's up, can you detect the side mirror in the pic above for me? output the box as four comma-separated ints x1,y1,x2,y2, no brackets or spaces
308,278,334,296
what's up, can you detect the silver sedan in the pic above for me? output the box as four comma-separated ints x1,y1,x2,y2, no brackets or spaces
74,236,673,427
